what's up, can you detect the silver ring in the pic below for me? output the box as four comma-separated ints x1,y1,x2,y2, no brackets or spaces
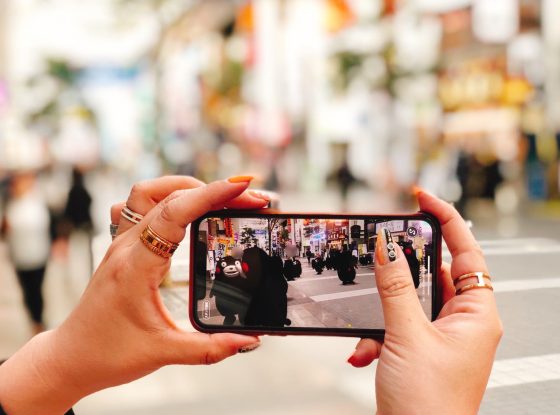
121,205,144,225
110,223,119,240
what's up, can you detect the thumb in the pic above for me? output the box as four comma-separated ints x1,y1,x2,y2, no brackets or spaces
165,332,261,365
375,228,427,336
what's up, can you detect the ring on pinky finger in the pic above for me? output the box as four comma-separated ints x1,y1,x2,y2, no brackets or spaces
110,223,119,240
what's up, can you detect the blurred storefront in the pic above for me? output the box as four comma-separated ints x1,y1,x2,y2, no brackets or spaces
1,0,560,225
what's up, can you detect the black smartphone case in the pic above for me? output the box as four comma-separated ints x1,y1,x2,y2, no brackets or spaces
189,210,442,339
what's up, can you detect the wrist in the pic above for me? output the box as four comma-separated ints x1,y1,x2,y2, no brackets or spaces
0,329,85,415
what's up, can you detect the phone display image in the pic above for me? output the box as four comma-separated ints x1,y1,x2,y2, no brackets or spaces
192,215,438,334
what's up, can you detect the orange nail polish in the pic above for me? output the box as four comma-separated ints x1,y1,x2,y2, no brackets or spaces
227,175,254,184
376,228,397,265
411,185,423,197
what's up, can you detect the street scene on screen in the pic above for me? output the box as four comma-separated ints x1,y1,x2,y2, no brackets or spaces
194,217,433,329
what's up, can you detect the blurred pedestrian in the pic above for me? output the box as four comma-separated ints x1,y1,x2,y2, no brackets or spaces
335,161,357,211
63,168,93,234
59,167,93,274
305,247,313,265
1,173,51,335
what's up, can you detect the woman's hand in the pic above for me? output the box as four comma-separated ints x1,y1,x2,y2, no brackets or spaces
0,176,269,415
347,189,503,415
109,175,269,237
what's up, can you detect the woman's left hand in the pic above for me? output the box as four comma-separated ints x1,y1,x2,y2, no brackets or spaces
0,176,268,415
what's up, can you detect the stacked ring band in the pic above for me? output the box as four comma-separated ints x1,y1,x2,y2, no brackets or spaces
454,272,493,295
121,206,144,225
140,225,179,258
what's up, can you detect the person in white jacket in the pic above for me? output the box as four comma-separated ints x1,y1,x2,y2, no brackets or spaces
3,172,51,335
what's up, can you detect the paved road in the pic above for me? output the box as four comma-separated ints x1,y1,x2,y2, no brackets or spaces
194,262,432,330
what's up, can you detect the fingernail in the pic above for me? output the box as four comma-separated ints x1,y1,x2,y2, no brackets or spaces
249,190,271,201
227,175,254,184
376,228,397,265
410,185,423,197
238,342,260,353
347,354,358,365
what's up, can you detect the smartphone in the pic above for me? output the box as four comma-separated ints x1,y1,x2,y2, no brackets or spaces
189,211,441,338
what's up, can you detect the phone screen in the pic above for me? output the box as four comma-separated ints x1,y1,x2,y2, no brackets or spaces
192,214,439,334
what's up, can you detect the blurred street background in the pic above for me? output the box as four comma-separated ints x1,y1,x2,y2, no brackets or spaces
1,0,560,414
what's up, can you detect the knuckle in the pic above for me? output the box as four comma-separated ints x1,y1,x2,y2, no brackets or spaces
129,182,148,202
471,243,485,259
159,201,176,226
494,318,504,341
165,189,185,203
105,240,121,258
202,347,221,365
380,272,414,298
100,249,127,283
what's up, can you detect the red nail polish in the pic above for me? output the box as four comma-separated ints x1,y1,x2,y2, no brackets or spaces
347,354,358,365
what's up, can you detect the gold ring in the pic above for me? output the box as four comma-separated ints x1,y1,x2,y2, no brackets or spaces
454,272,493,295
453,272,491,286
121,205,144,225
456,283,494,295
140,225,179,258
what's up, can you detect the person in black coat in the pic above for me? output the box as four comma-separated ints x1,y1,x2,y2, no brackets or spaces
194,240,208,302
245,251,290,327
63,168,92,232
305,248,313,265
399,241,421,289
283,256,302,281
336,245,356,285
311,254,324,275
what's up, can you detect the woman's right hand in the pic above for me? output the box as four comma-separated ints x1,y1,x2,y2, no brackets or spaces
348,189,503,415
0,176,269,415
110,175,269,237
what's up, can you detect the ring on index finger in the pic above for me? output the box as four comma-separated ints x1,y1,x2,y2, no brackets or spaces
139,225,179,259
454,272,493,295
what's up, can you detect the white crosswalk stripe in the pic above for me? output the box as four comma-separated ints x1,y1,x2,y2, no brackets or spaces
488,353,560,388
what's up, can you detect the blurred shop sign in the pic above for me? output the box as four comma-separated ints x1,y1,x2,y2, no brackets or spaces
443,108,520,161
443,108,519,136
79,66,140,84
414,0,472,13
472,0,519,44
543,0,560,46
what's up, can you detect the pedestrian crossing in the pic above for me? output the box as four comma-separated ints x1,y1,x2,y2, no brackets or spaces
443,237,560,258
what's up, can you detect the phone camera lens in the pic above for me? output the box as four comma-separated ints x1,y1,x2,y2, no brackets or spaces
387,243,394,250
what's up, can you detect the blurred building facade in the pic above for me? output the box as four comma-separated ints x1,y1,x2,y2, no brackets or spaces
0,0,559,224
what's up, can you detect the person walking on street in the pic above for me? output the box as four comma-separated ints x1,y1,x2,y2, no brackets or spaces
1,172,51,335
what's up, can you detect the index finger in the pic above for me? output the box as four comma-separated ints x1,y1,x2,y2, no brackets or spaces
118,175,268,235
416,189,492,298
128,175,268,210
131,178,253,270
